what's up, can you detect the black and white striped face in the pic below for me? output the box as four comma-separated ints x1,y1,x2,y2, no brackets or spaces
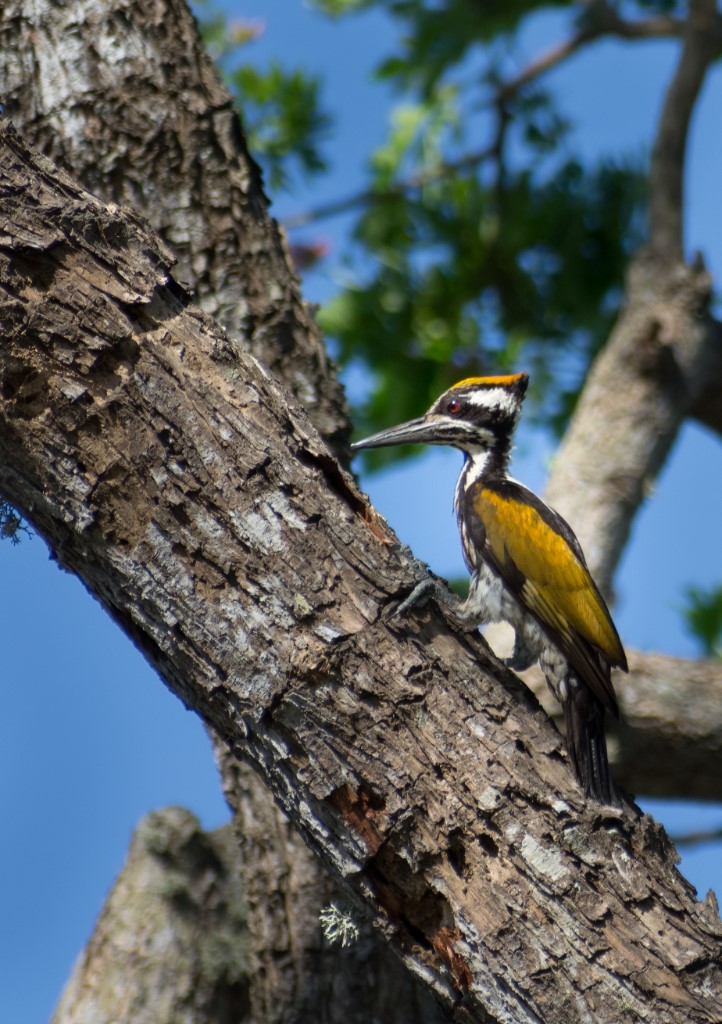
427,373,528,449
350,373,528,455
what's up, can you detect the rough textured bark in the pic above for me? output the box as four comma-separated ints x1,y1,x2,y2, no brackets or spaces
0,0,349,456
51,809,251,1024
1,0,716,804
51,801,445,1024
0,5,361,1014
2,124,721,1024
2,1,721,1020
217,753,447,1024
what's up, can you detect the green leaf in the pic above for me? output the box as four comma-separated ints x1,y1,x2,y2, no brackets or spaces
196,4,332,194
681,585,722,658
228,63,332,191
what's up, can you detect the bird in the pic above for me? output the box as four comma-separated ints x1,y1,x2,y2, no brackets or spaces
350,372,627,803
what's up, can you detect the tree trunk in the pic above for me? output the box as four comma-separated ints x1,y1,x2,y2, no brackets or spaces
51,800,445,1024
1,0,717,804
0,0,349,454
2,122,721,1024
51,809,252,1024
545,0,722,593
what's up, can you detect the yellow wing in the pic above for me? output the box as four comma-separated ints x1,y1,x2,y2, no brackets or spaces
473,485,626,712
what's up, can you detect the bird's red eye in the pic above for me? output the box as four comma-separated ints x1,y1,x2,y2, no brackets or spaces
446,398,461,414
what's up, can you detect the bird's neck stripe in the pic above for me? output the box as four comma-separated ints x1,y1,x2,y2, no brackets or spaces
466,449,493,482
455,449,494,512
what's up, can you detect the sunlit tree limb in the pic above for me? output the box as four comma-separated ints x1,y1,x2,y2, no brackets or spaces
2,123,721,1024
545,0,722,594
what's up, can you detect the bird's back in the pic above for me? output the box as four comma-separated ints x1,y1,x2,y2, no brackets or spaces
458,475,625,717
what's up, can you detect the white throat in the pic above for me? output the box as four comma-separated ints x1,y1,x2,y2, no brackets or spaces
454,448,493,513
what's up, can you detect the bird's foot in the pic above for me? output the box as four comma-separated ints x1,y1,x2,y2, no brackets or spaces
390,578,438,618
503,651,537,672
391,577,480,632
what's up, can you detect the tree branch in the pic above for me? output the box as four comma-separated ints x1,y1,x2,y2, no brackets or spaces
691,319,722,437
0,0,350,456
51,809,252,1024
671,826,722,849
216,755,447,1024
649,0,722,259
544,0,722,593
286,0,687,231
545,252,720,595
52,799,445,1024
2,123,721,1023
281,143,498,230
3,3,722,1019
498,1,684,103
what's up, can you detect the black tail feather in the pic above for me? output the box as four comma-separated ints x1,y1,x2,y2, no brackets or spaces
564,681,618,805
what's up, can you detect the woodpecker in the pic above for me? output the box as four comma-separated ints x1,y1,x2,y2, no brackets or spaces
351,373,627,804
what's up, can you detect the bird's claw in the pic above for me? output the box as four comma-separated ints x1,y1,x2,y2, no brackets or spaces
390,578,437,619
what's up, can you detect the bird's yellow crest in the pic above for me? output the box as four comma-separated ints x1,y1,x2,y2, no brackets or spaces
450,373,527,390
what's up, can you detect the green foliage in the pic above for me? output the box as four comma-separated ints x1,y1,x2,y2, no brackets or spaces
682,585,722,658
631,1,683,12
312,0,648,453
197,3,332,193
314,0,371,14
228,64,331,191
202,0,650,456
317,0,575,94
320,145,645,453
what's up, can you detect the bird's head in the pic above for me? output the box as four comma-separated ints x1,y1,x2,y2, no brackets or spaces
351,373,529,459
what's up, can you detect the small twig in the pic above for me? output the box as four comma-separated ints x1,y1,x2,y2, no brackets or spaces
670,825,722,849
283,2,685,231
282,143,497,229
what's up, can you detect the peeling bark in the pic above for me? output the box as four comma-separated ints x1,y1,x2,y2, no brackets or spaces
2,0,716,799
0,0,349,454
2,1,722,1020
2,124,721,1024
216,753,447,1024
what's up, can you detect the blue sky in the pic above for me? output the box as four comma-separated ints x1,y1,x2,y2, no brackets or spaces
1,4,721,1022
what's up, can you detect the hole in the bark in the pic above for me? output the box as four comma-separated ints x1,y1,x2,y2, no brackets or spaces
478,833,499,857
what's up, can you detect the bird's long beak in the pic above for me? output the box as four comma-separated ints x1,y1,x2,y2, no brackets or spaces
350,416,441,452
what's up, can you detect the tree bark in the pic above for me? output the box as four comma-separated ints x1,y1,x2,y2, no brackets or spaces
2,1,722,1020
1,0,716,804
0,5,362,1014
0,0,349,455
51,809,252,1024
545,0,722,593
2,123,721,1024
51,800,445,1024
523,651,722,801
